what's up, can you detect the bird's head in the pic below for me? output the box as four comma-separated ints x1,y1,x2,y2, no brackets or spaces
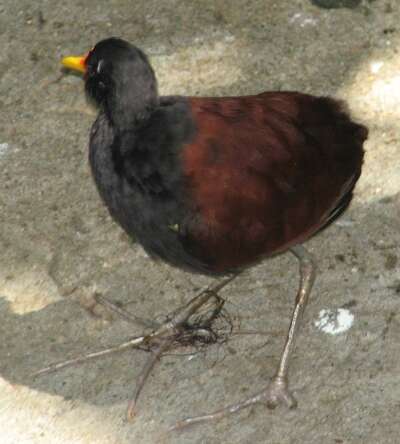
62,37,159,130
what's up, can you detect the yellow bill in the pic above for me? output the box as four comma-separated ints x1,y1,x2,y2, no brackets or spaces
61,55,87,73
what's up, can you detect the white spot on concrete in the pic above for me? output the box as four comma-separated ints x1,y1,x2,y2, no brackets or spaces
370,61,384,74
0,143,10,156
224,34,235,43
314,308,354,335
335,219,354,227
289,13,318,28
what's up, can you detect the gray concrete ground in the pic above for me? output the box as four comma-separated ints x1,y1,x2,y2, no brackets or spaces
1,0,400,443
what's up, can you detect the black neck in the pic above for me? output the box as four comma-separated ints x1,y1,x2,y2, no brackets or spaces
106,92,159,131
105,62,159,131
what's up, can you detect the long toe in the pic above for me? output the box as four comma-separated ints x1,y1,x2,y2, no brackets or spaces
172,377,298,430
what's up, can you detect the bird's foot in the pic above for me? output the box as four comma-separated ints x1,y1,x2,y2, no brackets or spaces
33,286,230,419
172,375,297,430
259,375,297,410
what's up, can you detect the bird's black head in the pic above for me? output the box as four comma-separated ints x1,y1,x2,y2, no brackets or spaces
63,38,159,130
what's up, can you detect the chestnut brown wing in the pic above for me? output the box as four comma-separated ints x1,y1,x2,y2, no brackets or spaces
180,93,366,272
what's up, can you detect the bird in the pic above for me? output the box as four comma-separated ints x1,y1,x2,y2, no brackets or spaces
56,37,367,426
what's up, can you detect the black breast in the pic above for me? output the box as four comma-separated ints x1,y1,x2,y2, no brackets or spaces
88,99,212,274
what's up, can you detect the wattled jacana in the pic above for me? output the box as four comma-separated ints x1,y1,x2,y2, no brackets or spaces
39,38,367,426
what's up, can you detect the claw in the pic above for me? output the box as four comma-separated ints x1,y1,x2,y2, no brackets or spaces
262,376,297,410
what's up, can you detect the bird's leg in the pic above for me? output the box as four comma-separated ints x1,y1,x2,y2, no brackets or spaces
159,273,237,333
172,245,316,429
257,244,316,408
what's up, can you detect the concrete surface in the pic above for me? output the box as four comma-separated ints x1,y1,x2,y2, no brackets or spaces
1,0,400,443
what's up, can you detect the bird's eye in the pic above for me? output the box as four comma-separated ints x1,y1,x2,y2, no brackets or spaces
97,60,104,74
